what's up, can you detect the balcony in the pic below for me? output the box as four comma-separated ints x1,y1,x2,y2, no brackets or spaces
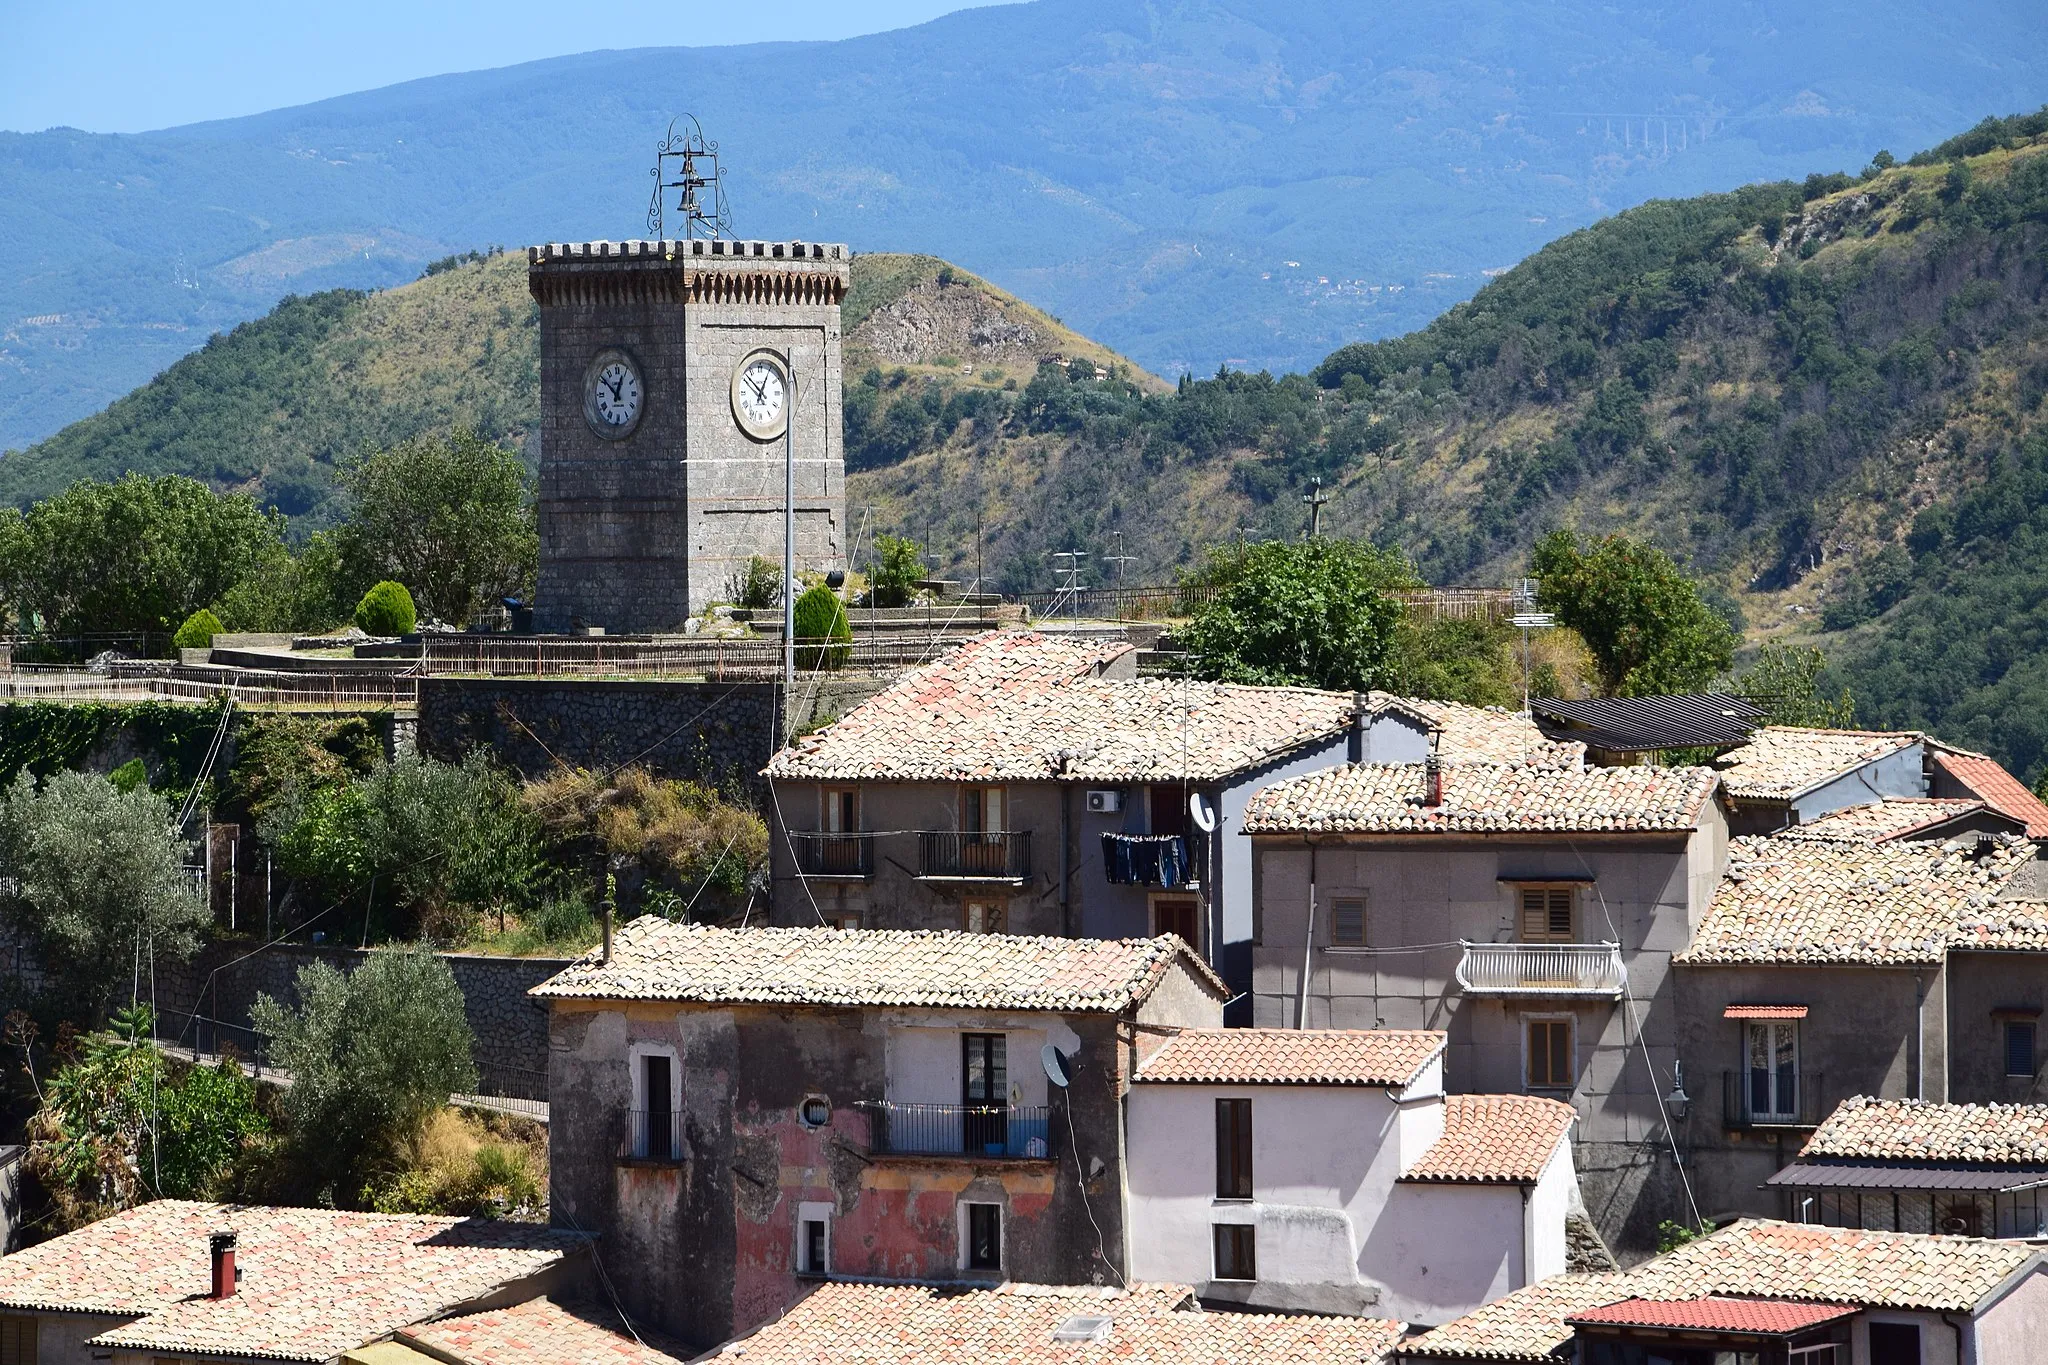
1101,833,1192,888
860,1102,1053,1160
917,831,1031,882
1722,1069,1826,1130
788,831,875,878
1455,941,1627,998
620,1108,685,1163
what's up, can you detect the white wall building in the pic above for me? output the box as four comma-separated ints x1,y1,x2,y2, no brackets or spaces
1125,1028,1576,1326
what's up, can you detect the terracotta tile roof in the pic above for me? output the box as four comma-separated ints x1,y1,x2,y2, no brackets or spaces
1399,1095,1575,1184
765,629,1355,783
1723,1004,1809,1019
1135,1028,1444,1087
1780,798,1993,844
397,1297,689,1365
1566,1296,1857,1334
709,1280,1407,1363
1932,749,2048,838
1712,727,1921,802
0,1200,583,1362
1399,1219,2037,1360
1675,835,2039,966
1365,693,1563,765
1243,760,1717,835
1801,1097,2048,1164
531,921,1228,1012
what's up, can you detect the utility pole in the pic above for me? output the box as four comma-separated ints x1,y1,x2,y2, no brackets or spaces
781,348,797,728
1302,479,1330,540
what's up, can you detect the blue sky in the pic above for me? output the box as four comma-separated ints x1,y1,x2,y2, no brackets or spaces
0,0,983,134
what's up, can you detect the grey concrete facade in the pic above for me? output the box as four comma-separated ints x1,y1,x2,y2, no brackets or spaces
1247,803,1730,1258
542,963,1224,1349
529,239,849,631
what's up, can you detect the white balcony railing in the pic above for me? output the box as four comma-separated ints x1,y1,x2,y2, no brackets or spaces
1455,941,1626,997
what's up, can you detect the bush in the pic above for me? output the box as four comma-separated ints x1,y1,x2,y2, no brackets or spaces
866,535,924,608
354,581,417,636
252,946,478,1197
1179,538,1411,691
361,1109,543,1218
172,608,224,651
521,766,767,905
724,555,782,609
793,584,852,671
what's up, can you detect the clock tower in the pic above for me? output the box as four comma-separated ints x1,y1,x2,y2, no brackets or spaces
527,237,850,632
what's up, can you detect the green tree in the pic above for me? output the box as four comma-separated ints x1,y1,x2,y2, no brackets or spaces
24,1005,267,1228
0,475,285,640
172,609,224,651
1382,614,1522,708
330,430,536,627
1731,642,1855,728
216,531,348,634
1179,538,1410,691
251,947,478,1195
0,770,207,1012
866,535,925,608
1533,531,1735,696
355,581,418,637
793,584,853,670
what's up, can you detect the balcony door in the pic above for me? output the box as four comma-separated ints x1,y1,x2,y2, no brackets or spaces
960,786,1007,877
1748,1021,1799,1123
962,1032,1008,1154
819,788,863,875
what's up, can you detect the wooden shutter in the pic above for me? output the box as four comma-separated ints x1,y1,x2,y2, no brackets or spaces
1528,1019,1572,1088
1330,897,1366,946
1521,887,1574,941
0,1315,36,1365
1215,1098,1253,1199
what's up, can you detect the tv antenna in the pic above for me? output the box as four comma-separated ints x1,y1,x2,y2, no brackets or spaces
1509,577,1555,717
1302,478,1330,539
1101,530,1137,623
647,114,732,240
1051,549,1087,624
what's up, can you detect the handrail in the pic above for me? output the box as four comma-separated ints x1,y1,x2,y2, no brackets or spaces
859,1101,1053,1159
1454,940,1626,996
916,830,1032,880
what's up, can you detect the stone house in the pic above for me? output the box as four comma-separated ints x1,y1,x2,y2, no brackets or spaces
1241,747,1728,1253
1672,831,2048,1226
1396,1217,2048,1365
1769,1098,2048,1240
531,919,1229,1349
0,1200,589,1365
1711,727,2048,838
1124,1028,1577,1325
761,629,1360,1013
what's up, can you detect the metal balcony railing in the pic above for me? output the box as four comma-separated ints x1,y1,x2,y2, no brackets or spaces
861,1102,1053,1159
917,831,1031,881
1722,1069,1825,1129
1454,941,1627,997
620,1109,685,1163
788,831,876,878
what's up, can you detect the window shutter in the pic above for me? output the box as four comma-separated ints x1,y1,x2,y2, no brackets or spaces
1521,888,1575,941
1330,897,1365,946
1521,889,1547,939
2008,1022,2037,1078
1547,889,1573,939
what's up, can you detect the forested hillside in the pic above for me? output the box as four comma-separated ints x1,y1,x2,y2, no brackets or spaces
11,110,2048,777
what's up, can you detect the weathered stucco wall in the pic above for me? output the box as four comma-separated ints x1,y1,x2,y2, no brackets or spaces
1946,952,2048,1104
1972,1263,2048,1365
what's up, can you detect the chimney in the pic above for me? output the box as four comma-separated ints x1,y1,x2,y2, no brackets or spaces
602,871,616,963
1423,732,1445,808
209,1230,237,1299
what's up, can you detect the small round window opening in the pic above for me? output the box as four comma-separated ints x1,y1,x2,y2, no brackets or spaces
798,1095,832,1129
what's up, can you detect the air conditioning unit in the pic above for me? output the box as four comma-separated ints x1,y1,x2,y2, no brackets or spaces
1085,790,1122,814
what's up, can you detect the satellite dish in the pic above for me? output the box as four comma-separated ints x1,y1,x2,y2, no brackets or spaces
1041,1043,1073,1089
1189,792,1218,833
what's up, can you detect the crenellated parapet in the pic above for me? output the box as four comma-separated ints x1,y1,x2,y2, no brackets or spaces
528,239,850,308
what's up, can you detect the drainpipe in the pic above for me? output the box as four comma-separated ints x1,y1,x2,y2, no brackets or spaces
1060,780,1074,938
1942,1312,1965,1365
1296,841,1318,1029
1914,972,1926,1101
1519,1185,1533,1290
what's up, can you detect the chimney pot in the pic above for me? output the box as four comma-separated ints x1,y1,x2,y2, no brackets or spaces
209,1230,237,1299
1423,752,1445,808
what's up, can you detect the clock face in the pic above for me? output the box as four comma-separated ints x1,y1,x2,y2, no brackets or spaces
731,352,790,440
583,349,644,440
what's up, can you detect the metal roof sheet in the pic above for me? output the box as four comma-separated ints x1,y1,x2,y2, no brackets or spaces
1566,1297,1858,1335
1532,694,1765,752
1767,1162,2048,1191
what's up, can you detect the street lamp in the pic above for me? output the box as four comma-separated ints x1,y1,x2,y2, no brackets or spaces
1665,1059,1692,1123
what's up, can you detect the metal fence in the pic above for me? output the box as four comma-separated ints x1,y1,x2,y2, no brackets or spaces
1006,584,1515,623
862,1102,1053,1159
620,1108,686,1162
1454,941,1627,997
1722,1069,1826,1129
0,672,417,710
0,631,171,665
419,635,963,680
788,831,876,878
918,830,1032,880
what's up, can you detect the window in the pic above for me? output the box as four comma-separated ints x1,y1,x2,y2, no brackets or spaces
824,788,859,832
832,911,863,931
1867,1321,1920,1365
1215,1098,1253,1199
798,1095,832,1129
1747,1021,1800,1122
962,786,1005,834
1788,1347,1841,1365
965,1202,1002,1271
963,898,1006,934
797,1202,832,1276
2006,1020,2037,1077
1213,1223,1257,1281
963,1033,1009,1153
1525,1017,1573,1090
1149,786,1188,839
0,1316,34,1365
1519,886,1575,941
1329,896,1366,947
1152,896,1199,945
631,1047,679,1161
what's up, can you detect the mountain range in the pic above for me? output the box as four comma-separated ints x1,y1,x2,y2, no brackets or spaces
6,0,2048,453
